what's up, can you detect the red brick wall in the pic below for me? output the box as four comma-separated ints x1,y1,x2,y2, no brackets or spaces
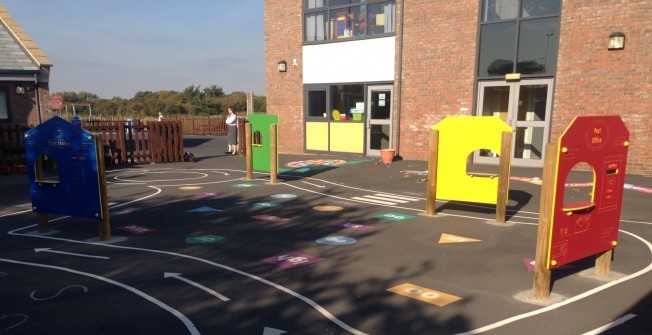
264,0,304,154
396,1,479,161
1,81,48,127
554,0,652,176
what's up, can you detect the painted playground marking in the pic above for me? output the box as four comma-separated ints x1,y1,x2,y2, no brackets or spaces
187,206,221,213
285,159,347,168
313,205,344,212
388,283,461,307
315,236,357,246
374,212,415,221
332,222,374,231
185,235,225,244
178,186,203,190
252,215,290,223
439,233,481,244
352,193,422,206
262,252,323,269
115,225,156,235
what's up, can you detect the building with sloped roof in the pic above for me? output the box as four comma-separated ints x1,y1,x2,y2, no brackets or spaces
0,3,52,127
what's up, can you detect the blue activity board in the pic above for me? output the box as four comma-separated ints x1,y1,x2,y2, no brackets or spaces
25,116,103,219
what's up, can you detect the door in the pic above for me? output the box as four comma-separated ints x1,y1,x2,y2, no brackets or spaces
475,79,554,167
366,85,393,156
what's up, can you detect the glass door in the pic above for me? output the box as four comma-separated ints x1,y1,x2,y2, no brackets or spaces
366,85,393,156
475,79,553,167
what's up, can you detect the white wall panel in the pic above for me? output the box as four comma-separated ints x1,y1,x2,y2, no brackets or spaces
303,37,395,84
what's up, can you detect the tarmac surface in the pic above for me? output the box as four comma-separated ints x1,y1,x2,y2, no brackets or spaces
1,135,651,335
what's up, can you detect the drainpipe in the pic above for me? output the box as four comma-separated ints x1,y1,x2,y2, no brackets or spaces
34,74,42,124
395,0,405,158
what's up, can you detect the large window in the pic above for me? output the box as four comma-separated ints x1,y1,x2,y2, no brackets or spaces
304,0,396,43
478,0,561,77
306,84,365,121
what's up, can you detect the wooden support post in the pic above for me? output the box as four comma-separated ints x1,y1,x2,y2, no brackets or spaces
495,131,513,224
245,122,253,181
533,143,559,299
94,134,111,241
426,129,439,216
270,124,278,184
595,249,613,277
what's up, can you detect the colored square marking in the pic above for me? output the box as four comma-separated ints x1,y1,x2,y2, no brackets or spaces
388,283,461,307
231,183,258,188
375,212,416,221
187,206,221,213
262,252,323,269
253,202,281,209
332,222,374,231
185,235,225,244
115,225,156,235
252,214,290,223
196,192,227,198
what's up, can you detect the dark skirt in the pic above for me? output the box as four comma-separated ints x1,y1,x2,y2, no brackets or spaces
227,125,238,145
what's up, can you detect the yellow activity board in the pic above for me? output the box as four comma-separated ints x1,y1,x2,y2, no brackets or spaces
426,116,513,223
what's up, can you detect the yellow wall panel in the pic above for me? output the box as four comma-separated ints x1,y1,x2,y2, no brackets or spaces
330,123,364,153
306,122,329,151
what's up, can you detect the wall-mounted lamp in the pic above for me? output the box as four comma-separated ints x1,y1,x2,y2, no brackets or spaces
16,85,26,94
277,60,287,72
608,32,625,50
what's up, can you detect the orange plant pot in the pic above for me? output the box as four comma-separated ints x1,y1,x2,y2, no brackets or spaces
380,148,395,164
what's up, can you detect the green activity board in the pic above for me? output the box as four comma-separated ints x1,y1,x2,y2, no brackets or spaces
248,114,279,172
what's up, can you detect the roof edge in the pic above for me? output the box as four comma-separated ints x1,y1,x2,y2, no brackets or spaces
0,4,53,67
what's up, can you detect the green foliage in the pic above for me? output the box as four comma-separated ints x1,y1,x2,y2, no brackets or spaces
53,85,265,118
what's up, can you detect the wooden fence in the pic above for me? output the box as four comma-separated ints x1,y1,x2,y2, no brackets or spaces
83,120,184,165
0,124,29,173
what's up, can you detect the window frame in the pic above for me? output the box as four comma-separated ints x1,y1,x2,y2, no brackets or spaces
303,0,396,45
477,0,561,79
0,88,11,123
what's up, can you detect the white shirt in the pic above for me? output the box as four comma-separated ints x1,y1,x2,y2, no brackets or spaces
226,114,237,125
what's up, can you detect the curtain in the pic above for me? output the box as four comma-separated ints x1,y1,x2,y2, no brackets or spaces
384,3,396,33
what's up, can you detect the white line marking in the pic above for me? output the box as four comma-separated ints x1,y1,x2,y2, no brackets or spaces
35,248,109,260
30,285,88,301
350,196,397,205
301,181,326,188
581,314,636,335
0,258,199,335
363,195,410,203
164,272,230,302
374,193,421,201
0,314,28,331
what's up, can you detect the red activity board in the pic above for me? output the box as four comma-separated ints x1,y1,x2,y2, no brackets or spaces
547,116,629,269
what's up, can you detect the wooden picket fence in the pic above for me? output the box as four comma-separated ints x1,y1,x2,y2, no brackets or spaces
83,120,184,165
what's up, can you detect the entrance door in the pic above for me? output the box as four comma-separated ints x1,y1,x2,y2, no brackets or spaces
475,79,554,167
366,85,393,156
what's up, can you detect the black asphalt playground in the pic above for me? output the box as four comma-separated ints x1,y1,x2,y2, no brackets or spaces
1,135,651,335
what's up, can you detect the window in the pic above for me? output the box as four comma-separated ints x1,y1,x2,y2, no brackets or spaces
0,90,9,121
305,84,365,122
478,0,561,77
304,0,396,43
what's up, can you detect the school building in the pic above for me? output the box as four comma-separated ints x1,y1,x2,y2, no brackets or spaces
263,1,651,176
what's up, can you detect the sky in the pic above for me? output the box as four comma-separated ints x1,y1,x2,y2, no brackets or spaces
1,0,266,99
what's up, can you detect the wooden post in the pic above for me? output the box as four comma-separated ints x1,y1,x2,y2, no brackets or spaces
94,134,111,241
595,249,613,277
533,143,559,299
426,129,439,216
495,131,513,223
270,124,278,184
245,122,253,180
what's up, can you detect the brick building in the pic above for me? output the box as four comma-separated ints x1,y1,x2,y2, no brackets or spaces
0,4,51,128
264,0,651,176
